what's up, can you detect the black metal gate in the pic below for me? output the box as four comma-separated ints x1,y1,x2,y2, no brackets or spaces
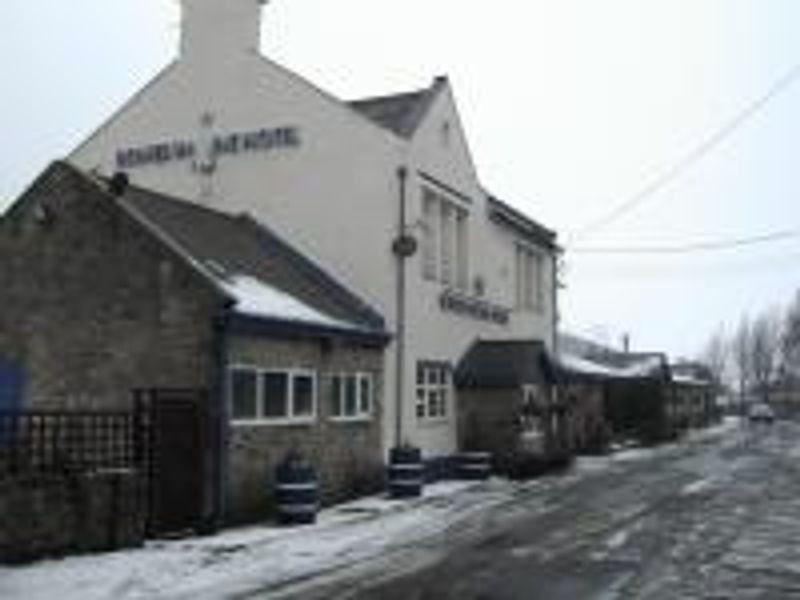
135,388,213,538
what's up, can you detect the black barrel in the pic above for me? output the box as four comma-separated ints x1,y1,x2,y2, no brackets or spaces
456,451,492,480
386,446,424,499
275,456,319,525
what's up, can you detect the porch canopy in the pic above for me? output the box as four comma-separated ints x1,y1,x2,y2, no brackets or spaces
454,340,557,389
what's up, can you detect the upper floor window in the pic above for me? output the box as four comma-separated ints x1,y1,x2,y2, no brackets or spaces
421,187,468,291
229,367,316,424
515,244,544,312
330,372,374,420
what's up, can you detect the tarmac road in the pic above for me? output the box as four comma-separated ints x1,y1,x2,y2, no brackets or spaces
284,421,800,600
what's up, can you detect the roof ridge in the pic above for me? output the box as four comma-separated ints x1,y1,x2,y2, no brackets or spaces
347,77,447,139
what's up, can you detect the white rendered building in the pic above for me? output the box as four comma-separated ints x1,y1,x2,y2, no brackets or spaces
70,0,559,459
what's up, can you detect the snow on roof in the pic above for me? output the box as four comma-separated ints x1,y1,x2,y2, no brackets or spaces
560,352,664,379
559,353,619,377
221,274,354,330
617,355,664,378
672,373,709,386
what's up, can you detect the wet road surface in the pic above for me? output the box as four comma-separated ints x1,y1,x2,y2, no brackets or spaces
281,421,800,600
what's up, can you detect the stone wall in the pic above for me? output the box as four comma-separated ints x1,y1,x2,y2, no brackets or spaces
0,165,222,410
225,335,384,522
0,470,144,564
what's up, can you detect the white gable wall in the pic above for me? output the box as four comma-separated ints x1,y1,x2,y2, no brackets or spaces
71,55,404,312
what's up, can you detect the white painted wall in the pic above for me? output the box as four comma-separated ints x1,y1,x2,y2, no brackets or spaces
68,2,558,458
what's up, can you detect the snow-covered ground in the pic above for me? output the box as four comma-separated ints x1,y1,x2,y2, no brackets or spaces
0,419,741,600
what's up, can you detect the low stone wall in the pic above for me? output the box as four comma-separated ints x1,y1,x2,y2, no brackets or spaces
0,470,144,564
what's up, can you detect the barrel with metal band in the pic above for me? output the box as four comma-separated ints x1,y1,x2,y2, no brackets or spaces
274,454,319,525
387,445,424,498
456,451,492,480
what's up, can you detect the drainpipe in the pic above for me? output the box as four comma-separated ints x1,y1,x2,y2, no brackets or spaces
209,304,232,531
391,166,415,449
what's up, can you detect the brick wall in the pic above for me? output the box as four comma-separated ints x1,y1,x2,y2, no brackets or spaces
225,335,384,522
0,166,222,410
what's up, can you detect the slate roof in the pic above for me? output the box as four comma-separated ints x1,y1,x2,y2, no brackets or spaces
348,77,446,139
487,195,558,251
115,181,387,337
557,333,671,383
455,340,557,389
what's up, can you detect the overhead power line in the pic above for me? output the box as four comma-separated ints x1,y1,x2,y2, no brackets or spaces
571,228,800,255
570,60,800,244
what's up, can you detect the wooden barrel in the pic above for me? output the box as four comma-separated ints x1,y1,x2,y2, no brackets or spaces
456,451,492,480
386,446,423,499
275,457,319,525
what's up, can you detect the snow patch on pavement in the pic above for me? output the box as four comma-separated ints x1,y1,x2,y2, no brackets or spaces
681,477,718,496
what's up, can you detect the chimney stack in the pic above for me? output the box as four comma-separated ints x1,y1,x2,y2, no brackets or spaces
180,0,266,63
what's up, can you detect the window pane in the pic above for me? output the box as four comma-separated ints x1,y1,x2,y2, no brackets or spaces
422,189,438,280
440,202,454,285
345,375,357,416
456,210,469,291
262,372,288,418
416,389,426,418
230,370,257,420
331,375,342,416
427,390,439,417
427,368,439,386
359,375,372,414
534,253,544,310
293,374,314,417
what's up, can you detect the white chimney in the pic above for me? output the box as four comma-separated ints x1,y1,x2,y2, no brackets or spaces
181,0,266,62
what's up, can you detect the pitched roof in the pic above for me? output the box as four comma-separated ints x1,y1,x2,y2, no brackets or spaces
487,195,558,251
348,77,446,139
557,333,670,382
115,182,387,338
455,340,556,389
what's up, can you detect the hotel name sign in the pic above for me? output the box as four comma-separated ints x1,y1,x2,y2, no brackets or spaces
115,125,301,170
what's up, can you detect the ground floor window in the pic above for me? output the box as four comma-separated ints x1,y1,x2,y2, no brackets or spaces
415,362,450,420
330,373,374,420
229,367,316,424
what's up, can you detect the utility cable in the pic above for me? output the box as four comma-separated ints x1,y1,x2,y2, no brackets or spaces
571,228,800,255
569,60,800,244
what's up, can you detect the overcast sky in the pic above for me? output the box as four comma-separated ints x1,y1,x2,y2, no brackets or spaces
3,1,800,360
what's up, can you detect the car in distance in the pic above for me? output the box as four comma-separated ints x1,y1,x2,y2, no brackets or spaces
748,403,775,424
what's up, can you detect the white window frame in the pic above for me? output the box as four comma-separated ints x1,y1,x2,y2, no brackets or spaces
420,186,469,291
228,365,317,426
515,243,544,312
330,372,374,422
415,362,451,422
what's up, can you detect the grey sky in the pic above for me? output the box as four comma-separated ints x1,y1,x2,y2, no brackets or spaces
3,1,800,360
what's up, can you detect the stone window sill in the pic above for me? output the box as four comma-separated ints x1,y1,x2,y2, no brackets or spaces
329,415,372,424
231,417,316,427
417,416,450,427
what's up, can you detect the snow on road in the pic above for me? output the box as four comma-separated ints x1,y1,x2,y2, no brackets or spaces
0,420,741,600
